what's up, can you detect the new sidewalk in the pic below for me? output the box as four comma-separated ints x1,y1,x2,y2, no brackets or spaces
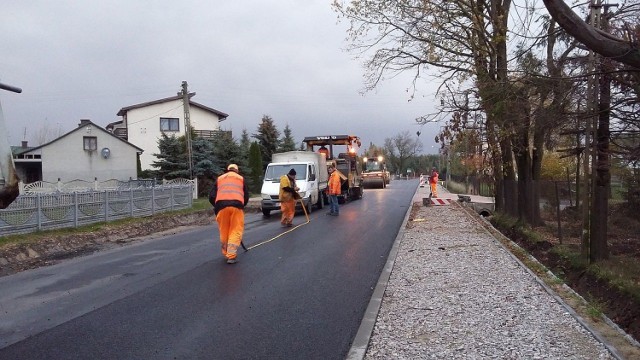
348,184,622,359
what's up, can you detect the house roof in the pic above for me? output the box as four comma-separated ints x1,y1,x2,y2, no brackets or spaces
116,92,229,119
15,120,144,155
11,145,35,155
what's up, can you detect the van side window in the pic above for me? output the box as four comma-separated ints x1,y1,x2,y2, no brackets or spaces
309,165,315,180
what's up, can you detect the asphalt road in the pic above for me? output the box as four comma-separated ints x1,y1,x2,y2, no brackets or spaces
0,180,418,360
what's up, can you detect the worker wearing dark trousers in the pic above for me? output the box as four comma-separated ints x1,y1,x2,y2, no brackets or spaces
327,165,340,216
209,164,249,264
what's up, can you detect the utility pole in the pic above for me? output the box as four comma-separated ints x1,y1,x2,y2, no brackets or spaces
590,2,617,262
181,81,194,179
581,0,601,259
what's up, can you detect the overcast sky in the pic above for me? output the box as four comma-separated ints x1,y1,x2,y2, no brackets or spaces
0,1,440,154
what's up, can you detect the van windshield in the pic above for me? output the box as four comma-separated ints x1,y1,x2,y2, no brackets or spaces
264,164,308,181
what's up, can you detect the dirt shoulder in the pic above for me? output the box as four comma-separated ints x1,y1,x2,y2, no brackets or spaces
0,210,215,277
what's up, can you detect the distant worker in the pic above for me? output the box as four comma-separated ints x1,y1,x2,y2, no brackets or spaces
208,164,249,264
279,168,300,227
429,167,439,198
327,165,341,216
318,145,330,159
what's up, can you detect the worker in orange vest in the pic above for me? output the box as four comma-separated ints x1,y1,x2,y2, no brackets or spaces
318,145,330,159
208,164,249,264
279,168,300,227
429,167,439,198
327,165,341,216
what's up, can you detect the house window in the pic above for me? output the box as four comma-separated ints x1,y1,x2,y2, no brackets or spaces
83,136,97,151
160,117,179,132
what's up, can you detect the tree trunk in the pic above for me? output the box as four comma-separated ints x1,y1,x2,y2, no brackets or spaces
590,58,611,262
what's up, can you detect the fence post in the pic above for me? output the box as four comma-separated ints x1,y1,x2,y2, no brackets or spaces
151,186,155,215
193,178,198,200
130,188,134,217
171,186,174,211
73,192,78,228
104,189,109,222
36,193,42,231
555,181,563,244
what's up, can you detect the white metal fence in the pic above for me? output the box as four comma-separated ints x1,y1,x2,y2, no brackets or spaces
0,184,193,236
20,177,198,200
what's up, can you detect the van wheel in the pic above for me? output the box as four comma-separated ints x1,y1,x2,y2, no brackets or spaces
262,209,271,217
317,193,324,209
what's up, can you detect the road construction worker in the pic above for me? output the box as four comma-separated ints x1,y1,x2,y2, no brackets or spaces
279,168,299,227
318,145,330,159
327,165,341,216
208,164,249,264
430,167,439,198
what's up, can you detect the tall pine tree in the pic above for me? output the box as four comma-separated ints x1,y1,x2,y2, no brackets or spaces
278,124,297,152
248,141,263,194
252,115,280,168
152,133,189,179
211,130,242,176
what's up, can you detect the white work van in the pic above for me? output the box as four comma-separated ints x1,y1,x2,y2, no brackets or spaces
260,151,328,216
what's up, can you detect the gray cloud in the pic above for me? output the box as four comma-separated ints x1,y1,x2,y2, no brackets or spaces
0,1,439,153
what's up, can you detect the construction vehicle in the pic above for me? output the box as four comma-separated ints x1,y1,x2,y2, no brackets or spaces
302,135,363,203
0,81,21,209
362,155,390,189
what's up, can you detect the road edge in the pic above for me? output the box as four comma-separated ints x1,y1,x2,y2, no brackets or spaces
345,192,416,360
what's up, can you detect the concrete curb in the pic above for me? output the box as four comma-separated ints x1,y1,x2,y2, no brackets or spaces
346,193,416,359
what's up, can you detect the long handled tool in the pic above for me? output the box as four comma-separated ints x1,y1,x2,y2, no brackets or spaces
299,198,311,223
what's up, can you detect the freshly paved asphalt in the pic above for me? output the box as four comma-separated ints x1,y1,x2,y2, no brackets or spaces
0,180,419,359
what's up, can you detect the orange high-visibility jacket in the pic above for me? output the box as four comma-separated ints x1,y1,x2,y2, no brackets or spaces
430,171,439,184
215,171,246,203
328,171,341,195
279,175,296,202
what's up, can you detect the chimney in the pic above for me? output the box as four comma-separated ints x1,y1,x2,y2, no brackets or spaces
21,141,28,148
79,119,91,126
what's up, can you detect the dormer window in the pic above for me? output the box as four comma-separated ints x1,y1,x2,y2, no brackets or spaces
160,117,179,132
83,136,97,151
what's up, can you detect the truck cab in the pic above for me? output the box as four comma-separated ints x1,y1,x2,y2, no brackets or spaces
302,135,363,203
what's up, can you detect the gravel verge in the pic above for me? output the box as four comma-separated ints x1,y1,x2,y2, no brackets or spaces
362,202,617,360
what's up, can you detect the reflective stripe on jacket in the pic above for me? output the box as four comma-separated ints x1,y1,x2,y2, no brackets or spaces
328,171,341,195
216,172,245,203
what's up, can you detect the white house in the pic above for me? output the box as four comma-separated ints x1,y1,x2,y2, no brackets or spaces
13,120,143,183
107,92,229,170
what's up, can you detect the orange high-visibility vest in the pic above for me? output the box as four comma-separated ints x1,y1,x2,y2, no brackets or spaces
328,171,341,195
216,172,245,203
430,172,439,184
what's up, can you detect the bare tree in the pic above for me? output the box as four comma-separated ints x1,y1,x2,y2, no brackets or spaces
32,123,64,145
383,131,423,175
542,0,640,68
